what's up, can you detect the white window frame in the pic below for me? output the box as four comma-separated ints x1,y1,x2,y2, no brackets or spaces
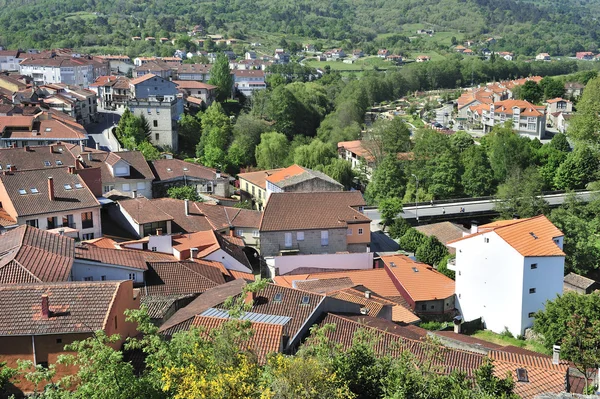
284,232,293,248
129,273,136,281
296,231,304,241
321,230,329,246
136,182,146,190
252,230,260,238
122,183,131,192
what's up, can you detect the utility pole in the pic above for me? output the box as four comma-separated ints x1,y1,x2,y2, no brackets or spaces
412,174,419,222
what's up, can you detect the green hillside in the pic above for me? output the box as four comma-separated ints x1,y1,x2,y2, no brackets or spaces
0,0,598,57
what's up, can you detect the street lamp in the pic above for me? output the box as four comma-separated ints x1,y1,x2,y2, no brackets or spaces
183,167,188,186
411,174,419,222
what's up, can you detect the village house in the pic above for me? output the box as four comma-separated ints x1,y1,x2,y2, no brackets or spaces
173,80,218,106
174,64,212,81
127,74,183,151
0,166,102,239
72,243,148,283
234,69,266,97
0,280,139,394
133,60,172,79
448,216,565,337
40,84,98,125
0,112,88,148
89,75,131,109
498,51,514,61
94,55,133,75
19,56,109,88
575,51,594,60
259,191,370,257
535,53,551,61
415,221,470,254
149,158,232,198
274,49,290,64
416,55,431,62
377,49,389,58
546,98,574,133
564,81,585,99
467,99,547,139
0,49,25,71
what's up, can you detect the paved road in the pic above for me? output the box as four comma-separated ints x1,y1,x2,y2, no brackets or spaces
366,191,597,230
86,109,122,151
370,230,400,253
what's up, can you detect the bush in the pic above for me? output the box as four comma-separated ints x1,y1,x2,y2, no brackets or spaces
415,236,449,266
399,228,426,253
388,218,411,239
419,321,447,331
436,254,456,280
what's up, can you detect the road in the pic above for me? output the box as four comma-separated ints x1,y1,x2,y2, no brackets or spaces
86,109,122,151
365,191,597,230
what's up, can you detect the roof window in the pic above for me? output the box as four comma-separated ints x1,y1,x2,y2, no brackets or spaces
64,184,72,190
18,189,26,195
390,262,397,267
166,168,172,172
56,160,63,166
45,127,52,132
74,183,83,189
516,368,529,383
44,161,51,167
273,293,283,303
529,232,538,239
30,188,39,194
301,295,310,305
412,267,419,273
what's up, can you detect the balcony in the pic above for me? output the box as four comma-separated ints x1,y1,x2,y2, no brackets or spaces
279,243,300,255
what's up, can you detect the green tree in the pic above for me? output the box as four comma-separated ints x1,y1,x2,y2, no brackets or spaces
388,217,411,239
137,141,161,161
167,185,201,201
549,133,571,153
553,146,598,190
461,146,495,197
0,362,16,398
255,132,290,169
485,124,533,182
265,85,301,139
196,102,232,168
399,228,427,253
362,118,412,165
208,53,233,102
364,155,406,205
437,254,456,280
517,80,543,104
322,159,356,190
227,113,271,167
293,139,336,169
379,197,403,230
539,77,565,100
450,131,475,154
495,167,548,219
416,236,449,266
561,314,600,392
568,76,600,147
178,113,202,152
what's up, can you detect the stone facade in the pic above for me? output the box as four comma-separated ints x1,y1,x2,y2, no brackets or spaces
128,99,181,151
152,177,230,198
260,228,348,257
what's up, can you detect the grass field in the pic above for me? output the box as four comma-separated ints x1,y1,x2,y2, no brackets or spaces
65,11,98,20
471,330,549,355
305,56,397,72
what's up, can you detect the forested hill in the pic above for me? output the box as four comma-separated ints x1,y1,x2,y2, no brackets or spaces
0,0,599,56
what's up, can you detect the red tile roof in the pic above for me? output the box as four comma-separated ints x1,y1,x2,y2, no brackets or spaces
75,244,148,270
117,196,174,225
238,168,283,190
448,215,564,257
150,158,228,182
173,80,218,90
0,225,74,283
260,191,369,232
381,255,455,301
142,260,227,296
0,281,125,335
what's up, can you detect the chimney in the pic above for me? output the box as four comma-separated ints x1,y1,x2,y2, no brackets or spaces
156,228,162,236
552,345,560,365
67,166,75,174
244,291,254,305
453,315,463,334
364,290,371,299
190,247,198,259
9,165,16,172
41,294,50,319
229,226,235,237
95,142,100,150
24,145,30,152
58,229,64,236
131,189,137,198
80,142,85,152
49,145,55,153
184,199,189,216
87,152,93,162
48,177,55,201
215,169,221,179
470,222,478,234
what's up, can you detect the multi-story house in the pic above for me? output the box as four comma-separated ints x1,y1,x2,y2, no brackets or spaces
89,75,131,109
0,49,25,71
40,84,98,125
467,99,547,139
565,82,585,99
238,165,343,210
127,74,183,151
0,166,102,239
448,215,565,336
94,55,133,75
0,112,87,148
535,53,551,61
133,60,172,79
274,49,290,63
174,63,212,82
173,80,217,106
575,51,594,60
19,56,108,88
234,70,266,97
546,98,574,133
150,158,231,198
259,191,371,257
0,280,139,393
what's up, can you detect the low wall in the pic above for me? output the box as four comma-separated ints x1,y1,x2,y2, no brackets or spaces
266,251,374,278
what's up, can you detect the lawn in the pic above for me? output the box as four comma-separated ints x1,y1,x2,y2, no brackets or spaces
305,56,396,72
470,330,550,355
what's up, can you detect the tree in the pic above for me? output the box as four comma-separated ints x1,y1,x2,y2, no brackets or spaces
196,102,232,168
364,155,406,205
0,362,16,398
539,76,565,100
561,314,600,392
167,185,201,201
137,141,161,161
227,113,271,168
517,80,543,104
416,236,449,266
450,131,474,154
495,167,548,219
265,85,301,139
255,132,290,169
178,113,202,152
399,228,427,253
293,139,336,169
553,146,598,190
362,118,411,165
461,146,495,197
322,159,356,190
379,197,403,230
437,254,456,280
485,124,533,182
388,217,411,239
549,133,571,153
208,53,234,102
568,77,600,147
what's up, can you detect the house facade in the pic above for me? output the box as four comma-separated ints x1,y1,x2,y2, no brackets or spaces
150,158,231,198
467,99,547,139
174,64,212,81
19,56,108,88
0,49,25,71
234,70,266,97
259,191,371,257
448,216,565,336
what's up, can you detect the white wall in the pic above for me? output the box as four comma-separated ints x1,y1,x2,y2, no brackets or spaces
17,207,102,240
147,234,173,253
72,260,144,282
205,249,252,273
266,252,374,277
451,231,526,336
519,255,564,334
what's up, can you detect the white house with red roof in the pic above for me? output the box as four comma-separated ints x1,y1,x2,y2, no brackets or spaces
447,216,565,336
467,99,547,139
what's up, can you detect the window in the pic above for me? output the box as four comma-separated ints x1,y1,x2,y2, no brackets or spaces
81,212,93,229
252,186,255,195
529,288,536,294
143,221,167,237
74,183,83,189
101,276,106,281
129,273,136,281
358,228,363,235
528,312,535,318
122,183,131,192
155,133,159,141
245,182,249,191
252,230,260,238
151,247,157,252
18,189,26,195
82,233,94,240
421,304,426,311
64,184,72,190
321,230,329,246
236,229,244,236
44,160,51,167
62,215,73,227
296,231,304,241
114,316,118,329
56,338,62,344
147,108,152,115
103,185,114,193
284,232,293,248
347,228,352,236
84,276,93,281
136,182,146,190
26,219,38,228
528,123,536,131
484,237,489,243
531,263,538,269
153,120,158,127
47,216,57,229
56,160,63,166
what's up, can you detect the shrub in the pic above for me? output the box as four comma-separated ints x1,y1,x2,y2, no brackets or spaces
399,228,426,253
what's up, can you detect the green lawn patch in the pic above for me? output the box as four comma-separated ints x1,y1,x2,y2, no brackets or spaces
470,330,550,355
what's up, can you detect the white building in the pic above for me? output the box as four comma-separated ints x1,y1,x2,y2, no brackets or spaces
234,69,266,97
447,216,565,337
0,50,25,71
19,56,109,88
72,244,147,283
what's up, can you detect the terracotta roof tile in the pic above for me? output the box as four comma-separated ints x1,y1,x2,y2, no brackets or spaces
83,237,117,249
0,281,124,335
449,215,564,257
415,222,469,254
142,260,227,296
173,80,218,90
228,270,255,281
260,191,369,232
75,244,148,270
381,255,455,301
0,225,74,283
265,164,343,189
150,158,228,182
118,197,174,225
238,168,282,190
